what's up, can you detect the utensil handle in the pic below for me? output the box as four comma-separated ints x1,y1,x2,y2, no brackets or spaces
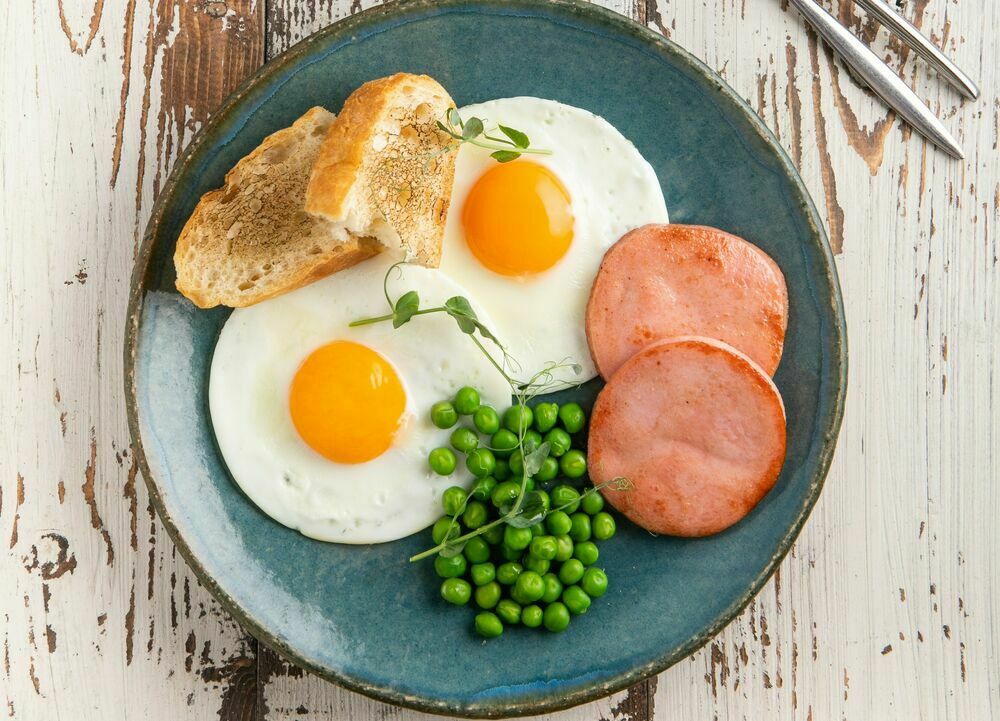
853,0,979,100
788,0,964,159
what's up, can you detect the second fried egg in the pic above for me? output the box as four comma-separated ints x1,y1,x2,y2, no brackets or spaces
440,97,669,383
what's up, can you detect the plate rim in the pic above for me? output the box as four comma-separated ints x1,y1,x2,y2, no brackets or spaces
124,0,848,716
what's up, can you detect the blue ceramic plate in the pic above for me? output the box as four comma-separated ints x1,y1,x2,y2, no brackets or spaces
125,0,846,715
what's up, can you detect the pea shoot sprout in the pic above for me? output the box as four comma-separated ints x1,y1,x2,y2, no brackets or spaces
430,108,553,164
349,262,633,563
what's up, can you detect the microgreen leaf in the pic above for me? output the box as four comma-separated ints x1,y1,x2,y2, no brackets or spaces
502,491,548,528
522,442,550,477
438,540,467,558
392,290,420,328
444,295,478,334
498,124,530,149
436,120,461,139
435,109,551,164
462,117,484,140
490,150,521,163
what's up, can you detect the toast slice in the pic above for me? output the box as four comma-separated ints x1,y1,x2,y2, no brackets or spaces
305,73,457,267
173,107,380,308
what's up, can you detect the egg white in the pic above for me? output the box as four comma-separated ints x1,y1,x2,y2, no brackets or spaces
440,97,669,384
209,253,511,544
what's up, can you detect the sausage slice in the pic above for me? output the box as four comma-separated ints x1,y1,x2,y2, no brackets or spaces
586,224,788,378
588,336,786,537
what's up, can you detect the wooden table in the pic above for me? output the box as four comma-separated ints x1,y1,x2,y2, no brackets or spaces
2,0,998,718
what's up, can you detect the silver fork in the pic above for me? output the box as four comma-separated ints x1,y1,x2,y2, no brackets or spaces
852,0,979,100
787,0,972,159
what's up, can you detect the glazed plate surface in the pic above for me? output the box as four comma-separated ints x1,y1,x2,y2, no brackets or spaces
126,0,847,715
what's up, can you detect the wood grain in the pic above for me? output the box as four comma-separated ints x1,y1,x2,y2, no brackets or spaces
2,0,998,719
2,0,263,719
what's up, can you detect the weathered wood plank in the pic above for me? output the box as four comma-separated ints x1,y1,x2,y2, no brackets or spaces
1,0,264,719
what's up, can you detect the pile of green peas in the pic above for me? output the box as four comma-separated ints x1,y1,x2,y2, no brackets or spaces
425,386,617,638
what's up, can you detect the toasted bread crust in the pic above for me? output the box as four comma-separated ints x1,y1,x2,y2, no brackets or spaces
174,107,381,308
305,73,456,267
178,233,380,308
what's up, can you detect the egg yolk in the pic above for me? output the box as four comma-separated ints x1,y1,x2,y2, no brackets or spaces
289,341,406,464
462,161,573,276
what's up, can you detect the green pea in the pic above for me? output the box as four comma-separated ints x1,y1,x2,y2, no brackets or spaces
482,525,504,546
464,536,491,564
490,429,519,458
499,543,523,562
435,553,467,579
529,535,558,561
470,477,496,502
491,480,520,508
544,428,572,457
551,485,581,514
504,525,533,551
509,450,524,476
432,517,458,544
496,562,523,586
569,513,592,542
466,448,496,478
541,573,563,603
524,556,550,575
580,490,605,515
535,457,559,482
543,602,571,632
503,405,533,435
562,585,592,615
473,406,500,435
592,512,617,541
529,522,545,537
454,386,481,415
512,570,545,604
496,598,522,625
440,578,472,605
428,447,456,476
559,402,586,433
474,611,504,638
546,510,573,536
430,401,458,429
470,562,496,586
560,450,587,479
461,501,488,530
522,430,543,453
441,486,467,516
574,541,600,566
558,558,585,585
528,490,552,512
521,604,544,628
554,535,574,562
581,567,608,598
450,426,479,454
493,458,511,480
533,402,559,433
474,581,502,609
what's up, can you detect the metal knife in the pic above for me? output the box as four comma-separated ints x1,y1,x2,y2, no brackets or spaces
787,0,964,159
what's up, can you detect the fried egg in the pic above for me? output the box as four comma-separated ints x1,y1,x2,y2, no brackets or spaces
210,253,511,544
440,97,669,383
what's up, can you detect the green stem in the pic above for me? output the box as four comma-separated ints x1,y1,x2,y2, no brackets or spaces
470,334,515,388
466,137,553,155
409,517,506,562
348,313,393,327
349,307,446,327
